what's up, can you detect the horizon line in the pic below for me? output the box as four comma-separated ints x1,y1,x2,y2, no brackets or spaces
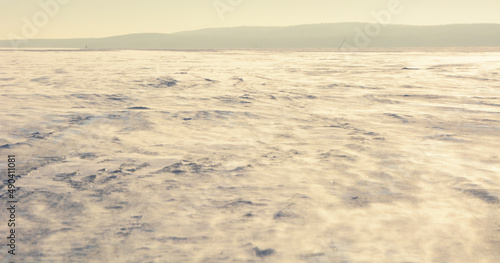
2,22,500,41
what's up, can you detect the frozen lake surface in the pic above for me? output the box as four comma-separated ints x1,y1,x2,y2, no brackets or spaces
0,49,499,262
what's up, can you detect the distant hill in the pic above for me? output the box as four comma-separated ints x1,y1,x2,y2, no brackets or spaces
1,23,499,49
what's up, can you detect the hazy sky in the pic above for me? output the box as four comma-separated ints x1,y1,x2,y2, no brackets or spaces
1,0,500,39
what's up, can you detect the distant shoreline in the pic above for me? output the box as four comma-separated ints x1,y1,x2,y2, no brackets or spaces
1,47,499,53
1,23,499,49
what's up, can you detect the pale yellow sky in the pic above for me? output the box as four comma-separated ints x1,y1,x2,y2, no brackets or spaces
1,0,500,39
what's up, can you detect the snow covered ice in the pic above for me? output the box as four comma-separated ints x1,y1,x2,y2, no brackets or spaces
0,48,499,262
